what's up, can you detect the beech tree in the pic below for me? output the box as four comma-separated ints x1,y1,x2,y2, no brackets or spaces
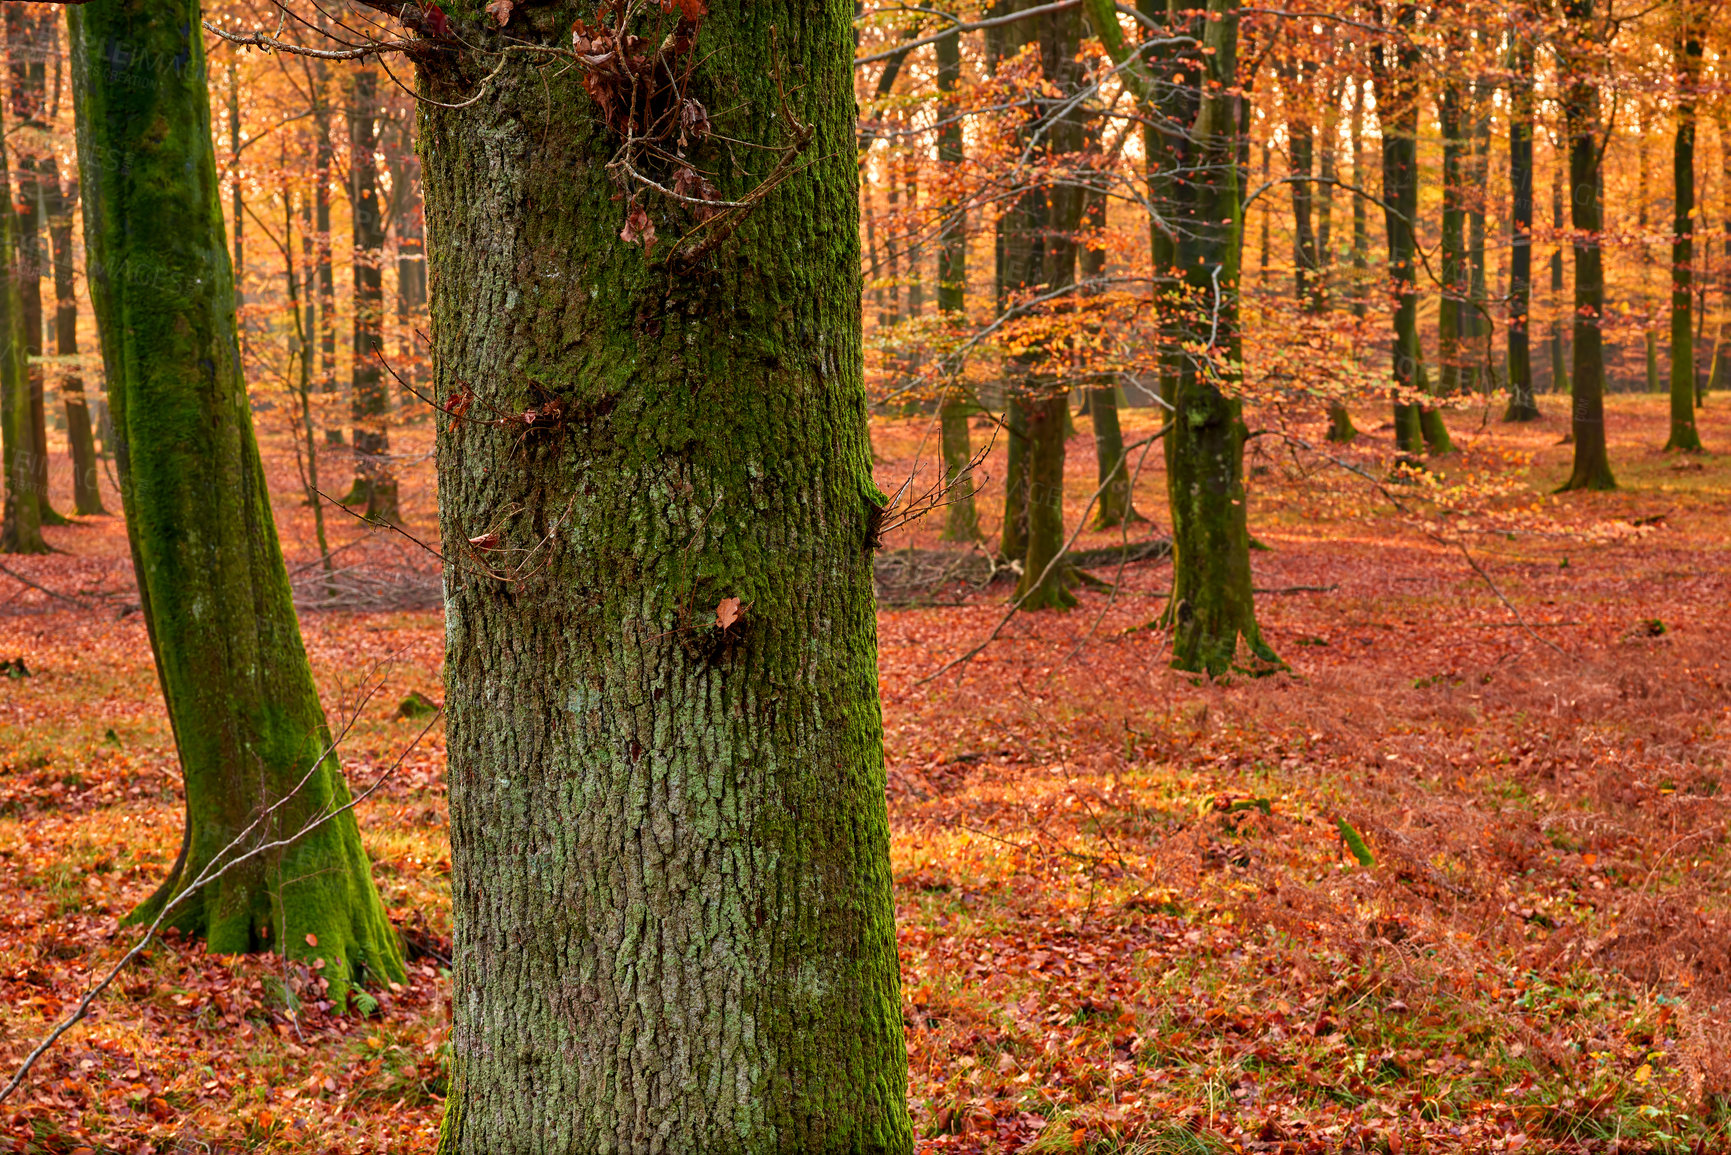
339,0,918,1147
69,0,402,1000
1558,0,1616,490
1088,0,1278,674
0,89,42,556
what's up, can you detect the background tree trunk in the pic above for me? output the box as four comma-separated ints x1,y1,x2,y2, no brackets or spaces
417,4,911,1149
0,94,41,555
1666,7,1703,451
1372,10,1425,455
1505,33,1539,421
1160,0,1277,674
43,154,104,514
69,0,403,1002
343,68,397,521
1560,0,1615,490
7,8,69,526
935,19,979,543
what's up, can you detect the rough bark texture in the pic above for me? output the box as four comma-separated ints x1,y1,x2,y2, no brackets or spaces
0,95,42,555
69,0,403,1001
1666,10,1703,451
1504,35,1539,422
1559,0,1616,491
417,3,910,1150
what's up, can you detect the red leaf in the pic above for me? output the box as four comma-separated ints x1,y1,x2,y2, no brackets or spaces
422,2,452,38
620,202,656,251
468,532,502,551
485,0,514,26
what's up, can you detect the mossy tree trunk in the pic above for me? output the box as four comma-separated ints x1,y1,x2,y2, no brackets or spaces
1504,34,1540,422
1370,12,1425,455
0,95,43,556
935,20,980,543
69,0,403,1002
1158,0,1276,674
1666,7,1704,451
1559,0,1616,490
412,3,911,1149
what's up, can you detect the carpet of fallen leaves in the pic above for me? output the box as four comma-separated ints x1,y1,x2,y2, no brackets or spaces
2,394,1729,1154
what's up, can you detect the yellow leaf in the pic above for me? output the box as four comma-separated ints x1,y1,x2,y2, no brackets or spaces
1634,1063,1652,1084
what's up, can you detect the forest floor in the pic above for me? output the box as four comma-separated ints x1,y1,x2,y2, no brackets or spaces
1,393,1729,1153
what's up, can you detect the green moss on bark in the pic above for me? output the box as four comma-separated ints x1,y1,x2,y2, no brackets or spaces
69,0,403,1004
418,3,909,1150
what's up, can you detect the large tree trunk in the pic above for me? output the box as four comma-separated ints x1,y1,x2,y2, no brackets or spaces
69,0,403,1002
1560,0,1616,490
1666,7,1704,451
0,99,41,555
414,4,910,1149
344,68,398,521
1504,34,1539,421
934,20,979,542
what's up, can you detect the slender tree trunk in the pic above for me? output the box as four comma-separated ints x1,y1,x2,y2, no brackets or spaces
343,68,398,521
1465,74,1491,396
390,119,426,411
8,9,68,526
1550,153,1569,395
1666,7,1704,450
1559,7,1615,490
314,65,340,446
934,20,979,542
1084,189,1139,528
0,96,41,555
1505,33,1539,420
44,156,104,513
1712,105,1731,399
1011,5,1086,610
413,5,911,1148
69,0,404,1001
1431,78,1464,454
1371,9,1425,454
228,56,242,307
